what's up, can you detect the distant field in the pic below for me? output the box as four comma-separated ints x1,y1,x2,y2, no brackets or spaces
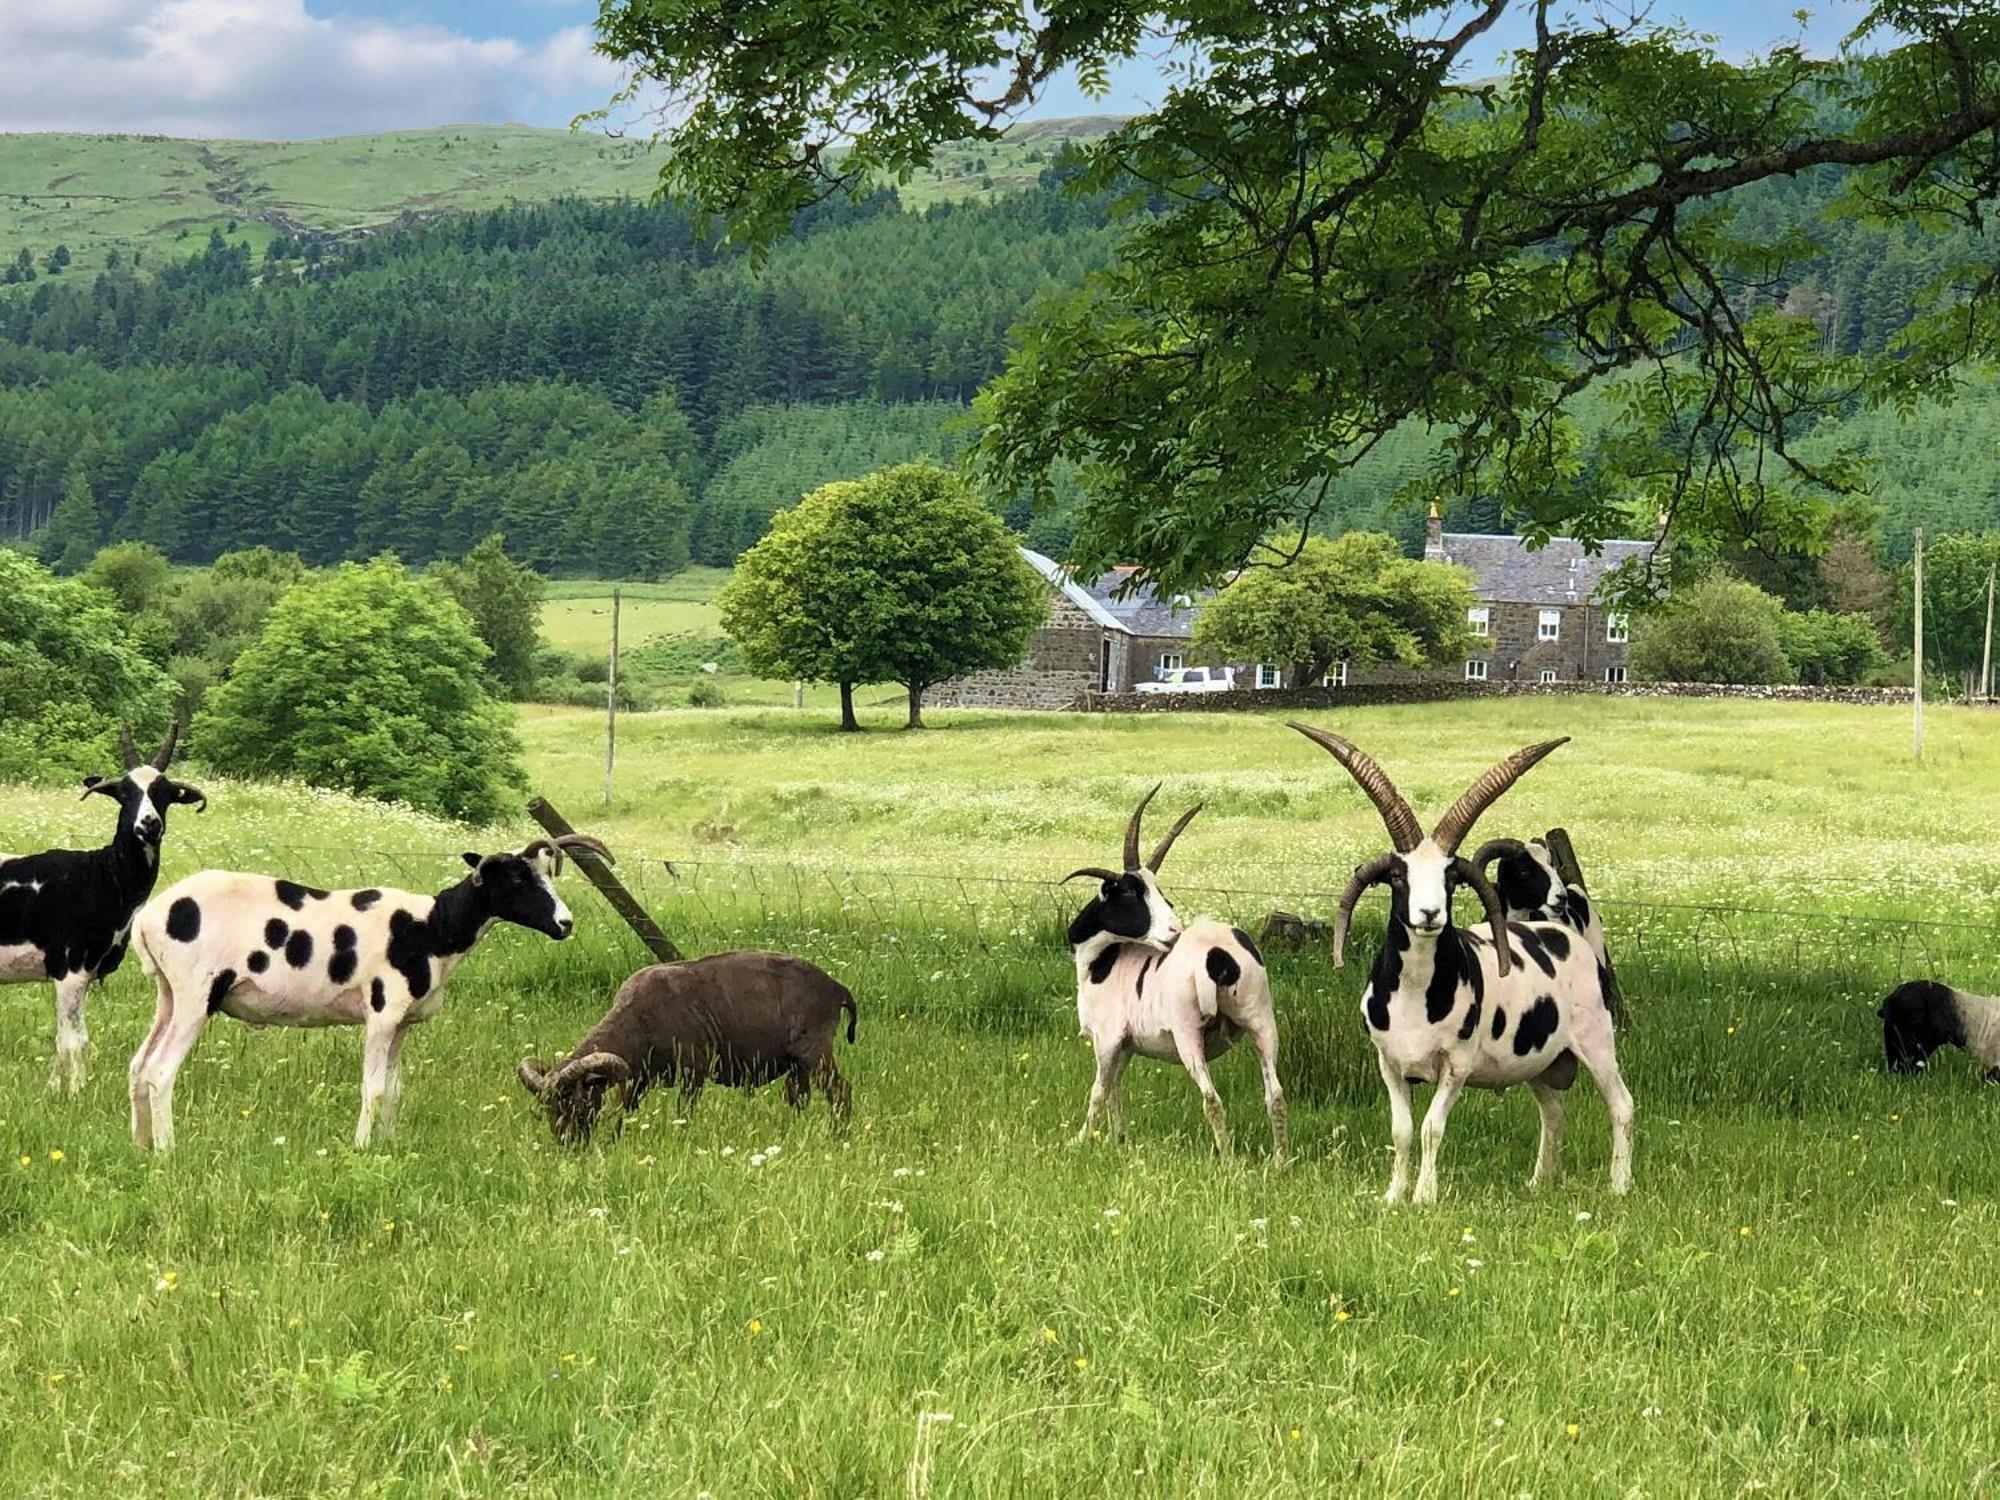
540,570,732,654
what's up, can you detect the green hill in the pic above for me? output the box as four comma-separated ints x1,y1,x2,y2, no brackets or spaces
0,118,1126,283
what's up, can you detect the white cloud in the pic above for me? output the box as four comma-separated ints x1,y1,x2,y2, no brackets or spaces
0,0,621,137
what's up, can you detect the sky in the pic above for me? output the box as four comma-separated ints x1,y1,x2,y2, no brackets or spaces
0,0,1872,140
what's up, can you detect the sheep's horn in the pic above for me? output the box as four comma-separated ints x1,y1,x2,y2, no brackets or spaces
550,1051,632,1090
1061,867,1122,885
152,718,181,771
554,833,614,866
118,726,141,771
1123,783,1160,870
1288,723,1423,853
1454,857,1513,977
1148,804,1202,873
1430,739,1570,854
517,1057,551,1096
1470,837,1531,876
1332,854,1396,968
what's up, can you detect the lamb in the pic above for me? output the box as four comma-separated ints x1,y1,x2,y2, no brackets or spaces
1291,723,1632,1203
1063,786,1286,1161
0,724,206,1094
128,834,607,1150
1878,980,2000,1081
517,951,858,1146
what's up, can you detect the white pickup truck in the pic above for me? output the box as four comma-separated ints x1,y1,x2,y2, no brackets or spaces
1135,665,1238,694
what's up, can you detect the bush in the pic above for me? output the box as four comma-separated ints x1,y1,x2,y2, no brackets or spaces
195,557,524,822
430,535,547,699
687,677,727,708
0,549,175,779
1630,576,1792,685
1780,608,1887,686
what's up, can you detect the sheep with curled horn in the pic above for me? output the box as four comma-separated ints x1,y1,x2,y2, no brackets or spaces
1062,784,1286,1162
0,719,206,1094
1290,725,1632,1204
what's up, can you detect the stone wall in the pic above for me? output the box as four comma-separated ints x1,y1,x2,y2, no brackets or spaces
1079,680,1918,713
929,590,1105,709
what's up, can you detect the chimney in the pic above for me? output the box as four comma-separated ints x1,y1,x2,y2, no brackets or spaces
1424,500,1445,560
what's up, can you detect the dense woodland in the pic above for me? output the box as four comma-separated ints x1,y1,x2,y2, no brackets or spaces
0,160,1995,578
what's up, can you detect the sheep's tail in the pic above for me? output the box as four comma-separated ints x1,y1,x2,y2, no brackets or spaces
841,990,858,1045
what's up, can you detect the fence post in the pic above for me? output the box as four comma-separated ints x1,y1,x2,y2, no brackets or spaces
1544,826,1626,1023
528,795,681,963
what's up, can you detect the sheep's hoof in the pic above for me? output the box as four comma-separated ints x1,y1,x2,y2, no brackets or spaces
1382,1183,1409,1206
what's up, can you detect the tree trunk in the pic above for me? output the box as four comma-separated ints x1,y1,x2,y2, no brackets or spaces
905,682,925,729
838,681,859,732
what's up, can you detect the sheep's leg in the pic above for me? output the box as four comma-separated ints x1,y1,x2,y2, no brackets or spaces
784,1063,811,1111
354,1021,396,1150
1376,1050,1415,1204
138,1005,210,1154
1102,1048,1132,1142
1076,1037,1126,1144
377,1027,410,1139
1171,1027,1231,1160
1413,1067,1467,1206
1527,1081,1565,1189
676,1060,708,1118
1243,1009,1289,1165
814,1054,851,1125
129,974,176,1148
1571,1028,1635,1195
49,971,91,1096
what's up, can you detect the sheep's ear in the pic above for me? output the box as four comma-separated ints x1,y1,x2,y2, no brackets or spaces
80,776,116,800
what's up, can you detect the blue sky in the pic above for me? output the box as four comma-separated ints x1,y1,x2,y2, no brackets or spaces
0,0,1871,139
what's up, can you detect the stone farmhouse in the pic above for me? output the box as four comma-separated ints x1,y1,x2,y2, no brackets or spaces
932,510,1657,709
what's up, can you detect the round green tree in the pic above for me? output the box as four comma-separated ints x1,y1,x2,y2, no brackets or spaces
430,535,548,700
720,462,1046,729
195,557,525,821
1629,576,1792,685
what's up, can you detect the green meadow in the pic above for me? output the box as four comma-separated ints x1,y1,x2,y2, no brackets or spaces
2,697,1997,1495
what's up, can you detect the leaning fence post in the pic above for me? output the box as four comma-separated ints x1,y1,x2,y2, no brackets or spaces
1544,826,1626,1023
528,795,681,963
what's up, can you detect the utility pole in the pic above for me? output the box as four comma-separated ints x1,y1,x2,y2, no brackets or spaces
1982,562,1995,703
1912,529,1925,760
604,586,620,805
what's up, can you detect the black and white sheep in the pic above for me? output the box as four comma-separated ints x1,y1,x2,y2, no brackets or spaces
1292,724,1632,1203
0,725,206,1093
1063,786,1285,1161
1878,980,2000,1081
516,951,858,1145
128,834,605,1150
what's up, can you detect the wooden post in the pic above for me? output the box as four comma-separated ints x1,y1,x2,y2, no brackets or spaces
528,796,681,962
1913,529,1925,759
1543,826,1625,1024
604,587,620,806
1982,562,1994,703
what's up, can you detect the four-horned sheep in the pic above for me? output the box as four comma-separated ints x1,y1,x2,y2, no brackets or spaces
517,951,858,1145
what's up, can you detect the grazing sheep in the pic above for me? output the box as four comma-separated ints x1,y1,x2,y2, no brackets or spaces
517,951,857,1145
1878,980,2000,1080
1063,786,1285,1161
1291,724,1631,1203
129,835,605,1151
0,724,205,1093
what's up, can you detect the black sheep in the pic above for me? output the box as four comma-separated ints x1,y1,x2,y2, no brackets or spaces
518,951,857,1145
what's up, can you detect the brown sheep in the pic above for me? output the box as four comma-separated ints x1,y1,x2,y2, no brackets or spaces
517,951,857,1145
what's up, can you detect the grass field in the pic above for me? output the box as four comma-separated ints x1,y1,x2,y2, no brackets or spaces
3,698,1999,1494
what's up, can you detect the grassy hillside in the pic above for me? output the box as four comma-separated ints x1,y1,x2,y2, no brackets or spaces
0,119,1117,283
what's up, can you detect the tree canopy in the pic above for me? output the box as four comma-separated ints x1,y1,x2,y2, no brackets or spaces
1629,577,1793,686
719,462,1046,728
597,0,2000,595
431,535,548,699
1894,531,2000,679
1191,532,1476,684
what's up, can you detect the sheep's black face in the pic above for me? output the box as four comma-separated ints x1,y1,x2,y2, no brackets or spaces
1878,981,1965,1074
1067,871,1180,951
544,1080,609,1146
465,853,574,939
1492,842,1561,919
82,765,207,847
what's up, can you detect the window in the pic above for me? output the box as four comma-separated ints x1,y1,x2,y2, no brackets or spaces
1255,663,1281,689
1538,609,1562,641
1605,612,1630,644
1323,661,1349,688
1157,652,1184,676
1467,605,1491,639
1464,659,1488,682
1604,665,1627,684
1539,669,1558,684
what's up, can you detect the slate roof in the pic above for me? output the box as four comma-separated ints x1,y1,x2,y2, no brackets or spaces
1432,534,1657,606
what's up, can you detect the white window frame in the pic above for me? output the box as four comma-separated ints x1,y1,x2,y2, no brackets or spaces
1538,609,1562,642
1605,612,1630,644
1323,661,1348,688
1255,663,1281,689
1158,652,1184,676
1464,659,1488,682
1539,669,1558,684
1467,605,1491,640
1604,665,1627,684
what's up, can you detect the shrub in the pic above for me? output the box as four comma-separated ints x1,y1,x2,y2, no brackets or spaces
196,557,524,822
430,535,547,699
687,677,727,708
1630,576,1792,685
1780,608,1887,686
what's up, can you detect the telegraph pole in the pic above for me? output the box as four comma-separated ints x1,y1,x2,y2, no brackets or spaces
604,586,620,805
1912,529,1925,759
1982,562,1995,703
